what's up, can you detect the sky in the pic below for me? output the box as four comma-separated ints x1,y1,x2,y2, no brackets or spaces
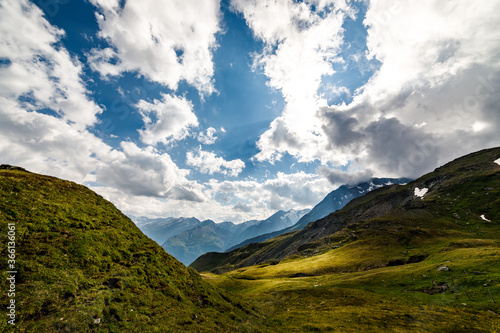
1,0,499,223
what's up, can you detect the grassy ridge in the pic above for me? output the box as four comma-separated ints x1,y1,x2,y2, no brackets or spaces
0,167,260,332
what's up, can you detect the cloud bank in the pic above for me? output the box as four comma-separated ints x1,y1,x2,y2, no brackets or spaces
238,0,500,178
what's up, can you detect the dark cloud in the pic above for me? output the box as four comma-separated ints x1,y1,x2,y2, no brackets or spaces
319,107,364,148
259,117,305,152
364,118,439,177
318,167,374,186
167,186,205,203
233,202,252,213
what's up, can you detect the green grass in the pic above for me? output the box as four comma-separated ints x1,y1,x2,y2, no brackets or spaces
204,231,500,332
189,147,500,331
0,169,261,332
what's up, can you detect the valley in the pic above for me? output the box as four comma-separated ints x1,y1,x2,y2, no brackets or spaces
191,147,500,332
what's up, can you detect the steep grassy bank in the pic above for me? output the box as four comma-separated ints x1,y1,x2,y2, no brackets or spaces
0,166,260,332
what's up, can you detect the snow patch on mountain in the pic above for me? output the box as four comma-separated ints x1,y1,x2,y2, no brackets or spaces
480,214,491,222
414,187,428,198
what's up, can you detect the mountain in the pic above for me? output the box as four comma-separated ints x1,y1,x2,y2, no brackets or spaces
288,178,412,232
132,216,202,244
226,178,411,252
236,209,310,243
0,165,259,332
191,147,500,274
162,220,237,266
200,147,500,332
162,209,309,265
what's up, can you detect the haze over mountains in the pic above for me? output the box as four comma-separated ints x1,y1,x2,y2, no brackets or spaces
135,178,410,265
135,209,309,265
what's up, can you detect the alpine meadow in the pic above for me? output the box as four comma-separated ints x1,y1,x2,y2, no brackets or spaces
1,0,500,332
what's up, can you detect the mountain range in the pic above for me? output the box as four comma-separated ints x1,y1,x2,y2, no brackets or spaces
191,147,500,275
158,209,309,265
192,147,499,332
136,178,410,265
226,177,411,252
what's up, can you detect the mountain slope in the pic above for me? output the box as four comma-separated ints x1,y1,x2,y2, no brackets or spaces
235,209,309,245
162,209,309,265
288,177,412,232
0,166,259,332
191,147,500,274
226,178,410,252
196,147,500,332
162,220,237,265
133,216,202,244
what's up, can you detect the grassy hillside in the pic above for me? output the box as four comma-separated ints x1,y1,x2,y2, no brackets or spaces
0,166,260,332
191,147,500,274
192,148,500,331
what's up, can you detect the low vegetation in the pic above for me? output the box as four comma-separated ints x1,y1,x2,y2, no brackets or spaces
0,166,260,332
195,147,500,332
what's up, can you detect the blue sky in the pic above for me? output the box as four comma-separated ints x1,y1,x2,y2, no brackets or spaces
1,0,500,222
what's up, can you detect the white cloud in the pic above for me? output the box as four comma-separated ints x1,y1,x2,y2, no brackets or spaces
0,0,206,216
0,97,110,183
198,127,219,145
186,148,245,177
97,141,205,201
136,93,198,145
206,171,332,216
0,0,107,183
88,0,221,95
241,0,500,179
0,0,102,130
91,170,333,223
230,0,353,163
317,0,500,178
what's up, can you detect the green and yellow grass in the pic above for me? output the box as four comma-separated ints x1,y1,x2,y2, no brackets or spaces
0,168,260,332
194,148,500,332
204,231,500,332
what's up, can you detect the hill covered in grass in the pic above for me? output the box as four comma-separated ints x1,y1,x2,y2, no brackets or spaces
191,147,500,275
192,147,500,332
0,166,260,332
225,177,411,252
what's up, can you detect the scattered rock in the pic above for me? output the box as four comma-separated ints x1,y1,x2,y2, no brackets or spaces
422,280,448,294
407,254,428,264
0,164,30,172
387,259,405,266
437,265,450,272
104,278,123,289
290,272,312,278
